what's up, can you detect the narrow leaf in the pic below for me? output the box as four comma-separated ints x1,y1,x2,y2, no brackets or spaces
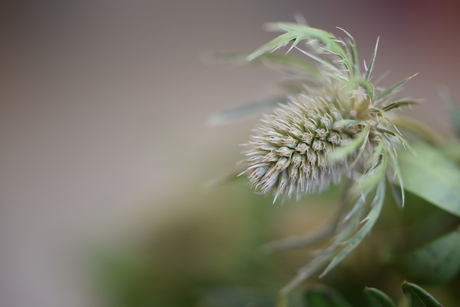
249,23,353,74
247,31,301,61
375,74,417,101
364,37,379,80
364,287,397,307
337,27,360,76
321,180,385,276
381,99,419,112
402,282,443,307
397,142,460,217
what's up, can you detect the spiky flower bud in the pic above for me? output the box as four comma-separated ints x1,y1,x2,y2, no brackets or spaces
244,92,358,201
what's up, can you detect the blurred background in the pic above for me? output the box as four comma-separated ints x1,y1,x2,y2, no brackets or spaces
1,1,460,306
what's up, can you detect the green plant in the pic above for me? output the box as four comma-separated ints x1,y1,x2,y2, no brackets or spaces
212,20,460,306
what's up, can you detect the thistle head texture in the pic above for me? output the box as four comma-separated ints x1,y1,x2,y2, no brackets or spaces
239,22,415,201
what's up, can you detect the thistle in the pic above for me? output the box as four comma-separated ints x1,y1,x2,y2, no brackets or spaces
239,23,418,204
212,21,420,303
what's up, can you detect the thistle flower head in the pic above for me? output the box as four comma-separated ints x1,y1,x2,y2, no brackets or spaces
238,22,417,202
245,88,355,201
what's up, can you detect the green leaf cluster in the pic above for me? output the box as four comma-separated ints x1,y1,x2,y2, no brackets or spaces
304,282,443,307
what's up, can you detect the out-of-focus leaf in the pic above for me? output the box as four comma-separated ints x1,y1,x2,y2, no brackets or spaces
439,88,460,138
397,142,460,217
208,95,288,126
394,228,460,285
364,287,396,307
402,282,443,307
304,286,353,307
214,51,319,75
276,294,287,307
439,142,460,165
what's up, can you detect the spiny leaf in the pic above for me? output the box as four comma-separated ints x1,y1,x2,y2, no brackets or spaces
375,74,417,101
381,99,419,112
321,180,385,276
397,142,460,217
294,47,347,81
364,287,397,307
279,190,369,294
337,27,360,76
402,282,443,307
248,23,353,75
364,37,379,80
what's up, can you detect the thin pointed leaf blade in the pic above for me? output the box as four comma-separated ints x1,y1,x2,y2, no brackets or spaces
364,37,379,80
336,27,359,75
364,287,397,307
321,181,385,276
376,74,417,101
381,99,419,112
397,142,460,217
402,282,443,307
